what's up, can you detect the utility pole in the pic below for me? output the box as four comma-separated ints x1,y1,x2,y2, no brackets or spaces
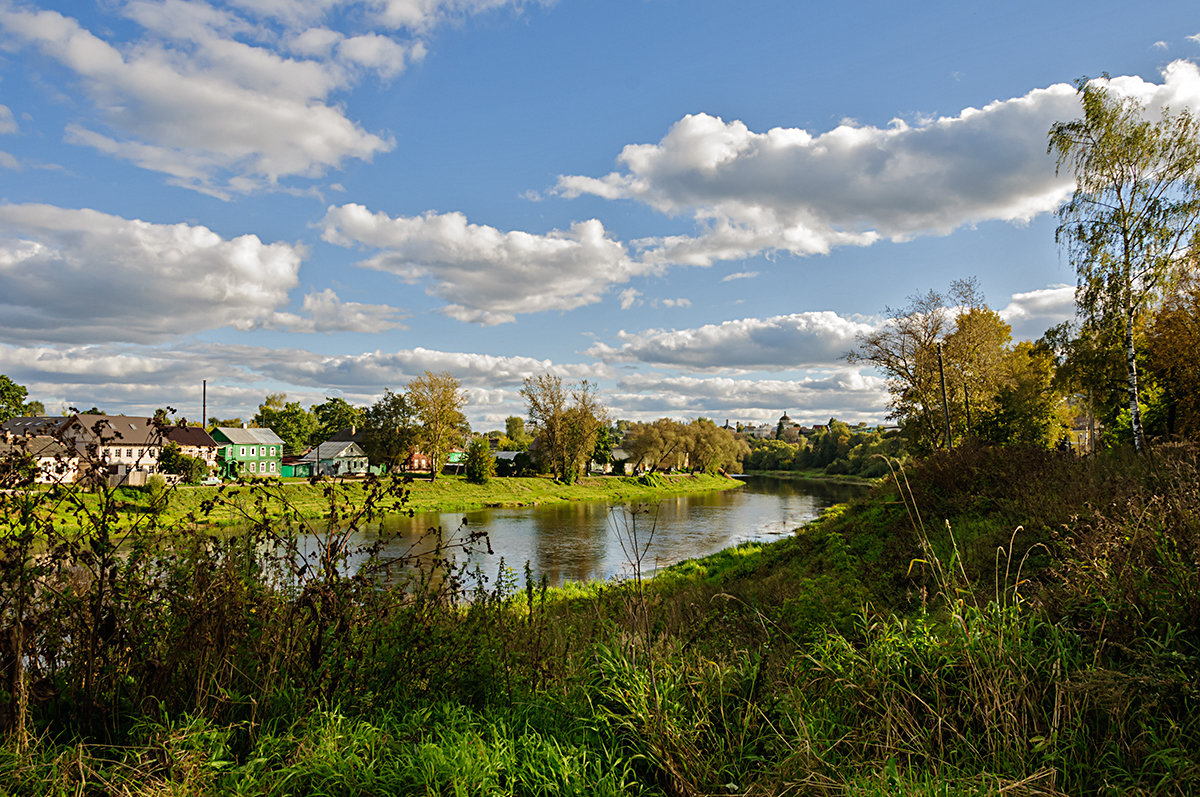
937,342,953,449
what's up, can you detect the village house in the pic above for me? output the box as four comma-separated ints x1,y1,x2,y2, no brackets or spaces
0,431,80,485
163,425,220,473
211,427,285,478
57,414,166,486
298,440,369,477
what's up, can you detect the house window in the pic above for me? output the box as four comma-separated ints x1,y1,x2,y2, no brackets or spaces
126,448,133,458
270,446,276,456
270,462,276,473
250,462,257,474
240,446,246,457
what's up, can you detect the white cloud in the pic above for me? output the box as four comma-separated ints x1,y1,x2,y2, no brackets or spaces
610,371,889,425
0,104,16,134
619,288,641,310
0,5,404,195
589,311,876,370
0,338,606,424
721,270,758,282
264,288,409,333
224,0,542,32
998,284,1076,340
660,298,690,308
557,62,1200,268
321,204,646,323
1154,41,1169,50
0,203,303,343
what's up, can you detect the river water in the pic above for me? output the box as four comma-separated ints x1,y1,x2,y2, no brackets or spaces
346,475,869,587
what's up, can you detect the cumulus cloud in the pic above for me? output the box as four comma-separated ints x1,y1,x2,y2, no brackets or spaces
589,311,876,370
610,371,889,425
321,204,645,323
0,104,15,134
0,3,432,195
557,62,1200,268
998,284,1076,341
0,203,303,343
0,338,606,424
263,288,409,333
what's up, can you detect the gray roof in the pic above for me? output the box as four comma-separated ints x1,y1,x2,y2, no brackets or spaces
66,415,161,446
299,441,365,463
0,434,74,459
214,427,285,446
1,416,69,436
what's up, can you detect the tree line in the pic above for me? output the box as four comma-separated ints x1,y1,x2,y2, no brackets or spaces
849,81,1200,455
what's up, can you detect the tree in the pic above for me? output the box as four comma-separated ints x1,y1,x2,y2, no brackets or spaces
407,371,467,479
849,281,1019,452
253,393,318,456
158,441,209,484
311,397,364,444
1145,270,1200,438
521,375,607,483
1049,80,1200,451
361,389,418,471
0,375,29,423
847,287,955,452
623,418,688,473
503,416,533,450
464,437,495,484
683,418,749,474
975,342,1069,447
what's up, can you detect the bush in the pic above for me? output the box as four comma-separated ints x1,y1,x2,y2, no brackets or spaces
464,438,495,484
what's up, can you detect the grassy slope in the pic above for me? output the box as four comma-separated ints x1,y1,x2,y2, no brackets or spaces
14,472,742,533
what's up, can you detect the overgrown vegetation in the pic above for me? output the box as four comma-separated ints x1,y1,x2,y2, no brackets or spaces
1,440,1197,795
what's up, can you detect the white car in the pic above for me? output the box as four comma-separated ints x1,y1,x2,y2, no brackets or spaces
200,476,221,486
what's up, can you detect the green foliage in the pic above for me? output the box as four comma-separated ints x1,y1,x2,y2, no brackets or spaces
310,396,364,445
408,370,468,479
253,392,318,456
360,388,416,470
464,437,495,484
521,374,606,483
4,436,1200,794
1050,80,1200,451
157,441,209,484
0,374,29,423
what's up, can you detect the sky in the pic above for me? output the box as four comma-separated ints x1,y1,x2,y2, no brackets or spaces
1,0,1199,431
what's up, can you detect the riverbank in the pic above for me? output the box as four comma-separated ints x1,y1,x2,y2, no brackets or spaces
7,471,744,532
3,443,1197,794
742,467,878,485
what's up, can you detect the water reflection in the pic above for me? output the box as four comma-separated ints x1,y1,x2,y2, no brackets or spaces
353,475,869,586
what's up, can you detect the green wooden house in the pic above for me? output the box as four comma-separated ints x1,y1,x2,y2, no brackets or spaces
212,427,285,479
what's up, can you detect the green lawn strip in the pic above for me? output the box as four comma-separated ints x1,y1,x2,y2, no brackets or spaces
3,473,743,534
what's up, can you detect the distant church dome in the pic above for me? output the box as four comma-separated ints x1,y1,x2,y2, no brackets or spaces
779,411,792,423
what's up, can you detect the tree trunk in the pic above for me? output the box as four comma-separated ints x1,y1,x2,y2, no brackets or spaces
1126,309,1145,453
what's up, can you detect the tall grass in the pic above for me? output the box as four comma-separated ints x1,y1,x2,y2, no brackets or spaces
2,442,1199,794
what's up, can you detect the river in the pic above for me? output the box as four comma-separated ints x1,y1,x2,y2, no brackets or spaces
340,474,870,587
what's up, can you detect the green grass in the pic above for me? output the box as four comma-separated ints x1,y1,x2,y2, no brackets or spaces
4,472,743,534
4,443,1199,795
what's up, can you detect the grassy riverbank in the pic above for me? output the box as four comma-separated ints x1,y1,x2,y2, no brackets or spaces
2,444,1198,794
9,471,742,533
744,467,878,485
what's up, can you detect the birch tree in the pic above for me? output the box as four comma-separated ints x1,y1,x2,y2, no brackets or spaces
1049,81,1200,451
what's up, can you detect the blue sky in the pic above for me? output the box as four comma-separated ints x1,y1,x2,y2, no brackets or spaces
1,0,1198,429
